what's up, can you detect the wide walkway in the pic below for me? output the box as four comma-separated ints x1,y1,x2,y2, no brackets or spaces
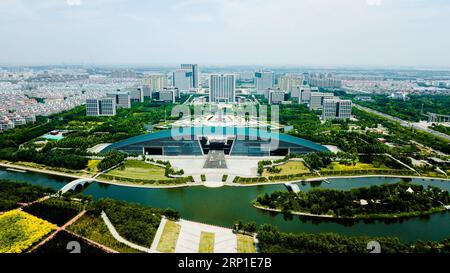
174,219,237,253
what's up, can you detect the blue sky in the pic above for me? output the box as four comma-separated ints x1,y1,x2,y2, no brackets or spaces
1,0,449,67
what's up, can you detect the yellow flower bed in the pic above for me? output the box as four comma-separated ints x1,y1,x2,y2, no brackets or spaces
0,210,57,253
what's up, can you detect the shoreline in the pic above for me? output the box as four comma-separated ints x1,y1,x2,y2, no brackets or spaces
1,162,449,190
252,204,448,220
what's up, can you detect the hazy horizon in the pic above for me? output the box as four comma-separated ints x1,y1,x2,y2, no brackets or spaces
1,0,450,68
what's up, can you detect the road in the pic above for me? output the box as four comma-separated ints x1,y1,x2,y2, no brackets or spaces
354,104,450,141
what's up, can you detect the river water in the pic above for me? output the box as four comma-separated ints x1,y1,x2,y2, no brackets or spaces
1,167,449,242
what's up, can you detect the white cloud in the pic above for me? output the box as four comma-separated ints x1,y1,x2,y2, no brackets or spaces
367,0,382,6
66,0,81,6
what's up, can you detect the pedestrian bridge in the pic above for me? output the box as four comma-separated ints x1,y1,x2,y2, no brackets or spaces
58,178,95,194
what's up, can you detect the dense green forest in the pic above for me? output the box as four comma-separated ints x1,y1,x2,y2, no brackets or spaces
98,150,127,171
256,224,450,253
0,101,174,170
23,198,85,226
255,182,449,218
354,94,450,122
0,180,55,211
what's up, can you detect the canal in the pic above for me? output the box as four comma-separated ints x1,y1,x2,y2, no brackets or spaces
1,167,449,242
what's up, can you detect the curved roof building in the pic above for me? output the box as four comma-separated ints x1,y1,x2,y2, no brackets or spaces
101,126,329,157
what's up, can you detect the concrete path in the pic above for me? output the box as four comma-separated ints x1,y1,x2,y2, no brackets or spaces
149,217,167,252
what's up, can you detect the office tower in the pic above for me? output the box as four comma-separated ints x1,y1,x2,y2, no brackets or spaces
254,71,274,96
86,98,116,116
277,75,301,93
181,64,200,88
173,69,193,92
209,74,236,103
309,92,334,110
322,99,352,120
127,87,144,103
107,91,131,109
269,90,286,105
298,86,312,104
159,90,176,103
144,74,168,91
142,85,152,100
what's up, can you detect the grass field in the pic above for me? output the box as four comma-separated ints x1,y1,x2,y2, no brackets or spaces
321,162,390,172
156,220,181,253
67,214,140,253
198,232,215,253
107,160,171,181
236,234,256,253
0,210,56,253
263,161,310,177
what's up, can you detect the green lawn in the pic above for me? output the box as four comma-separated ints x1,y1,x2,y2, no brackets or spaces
263,161,310,177
236,234,256,253
321,162,391,172
198,232,215,253
107,160,170,181
156,220,180,253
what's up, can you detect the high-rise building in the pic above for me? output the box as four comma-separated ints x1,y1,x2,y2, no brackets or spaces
144,74,168,91
277,75,301,93
181,64,200,88
322,99,352,120
209,74,236,103
107,91,131,109
127,87,144,103
86,98,116,116
142,85,152,100
298,86,312,104
254,71,274,96
309,92,334,110
173,69,193,92
269,90,286,104
158,89,176,103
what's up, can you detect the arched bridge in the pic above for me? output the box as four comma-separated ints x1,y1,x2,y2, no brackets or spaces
58,178,95,194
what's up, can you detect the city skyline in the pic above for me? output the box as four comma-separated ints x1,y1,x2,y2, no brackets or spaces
1,0,450,67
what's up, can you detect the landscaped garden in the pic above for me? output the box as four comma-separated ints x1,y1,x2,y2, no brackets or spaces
106,160,168,180
68,199,175,253
0,210,56,253
99,160,194,185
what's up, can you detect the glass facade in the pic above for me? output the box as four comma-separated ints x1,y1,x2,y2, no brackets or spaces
101,127,329,156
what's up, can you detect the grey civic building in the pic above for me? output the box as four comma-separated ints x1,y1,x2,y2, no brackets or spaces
101,126,329,156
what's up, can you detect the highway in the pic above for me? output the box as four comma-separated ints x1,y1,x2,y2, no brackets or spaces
354,104,450,142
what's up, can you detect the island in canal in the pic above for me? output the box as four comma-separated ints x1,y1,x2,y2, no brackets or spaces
253,182,450,219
